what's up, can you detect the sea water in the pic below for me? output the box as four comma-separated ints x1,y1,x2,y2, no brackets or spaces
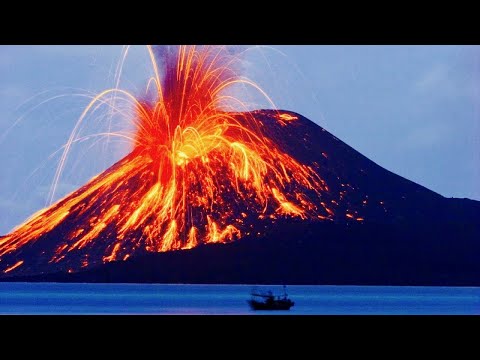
0,283,478,315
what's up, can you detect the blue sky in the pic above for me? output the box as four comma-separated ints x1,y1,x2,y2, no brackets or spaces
0,45,478,234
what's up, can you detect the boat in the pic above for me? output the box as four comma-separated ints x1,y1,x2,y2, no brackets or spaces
247,285,294,310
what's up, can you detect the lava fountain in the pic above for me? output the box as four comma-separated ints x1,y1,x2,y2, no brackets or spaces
0,45,333,275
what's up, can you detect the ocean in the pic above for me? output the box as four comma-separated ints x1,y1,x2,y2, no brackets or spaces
0,283,478,315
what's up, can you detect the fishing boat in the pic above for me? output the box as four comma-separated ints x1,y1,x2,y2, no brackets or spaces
247,285,294,310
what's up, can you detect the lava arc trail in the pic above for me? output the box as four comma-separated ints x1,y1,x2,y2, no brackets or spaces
0,45,343,276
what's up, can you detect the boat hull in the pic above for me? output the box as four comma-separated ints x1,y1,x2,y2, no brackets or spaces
247,299,294,310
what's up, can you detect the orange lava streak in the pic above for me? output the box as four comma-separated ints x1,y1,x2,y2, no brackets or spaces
271,188,306,218
0,208,69,257
277,113,298,126
205,216,241,244
103,243,122,263
3,260,24,273
184,226,199,249
72,204,120,250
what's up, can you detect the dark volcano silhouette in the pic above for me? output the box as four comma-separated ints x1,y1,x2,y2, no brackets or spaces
1,110,479,285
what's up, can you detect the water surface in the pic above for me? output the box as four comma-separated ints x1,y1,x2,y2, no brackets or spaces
0,283,478,314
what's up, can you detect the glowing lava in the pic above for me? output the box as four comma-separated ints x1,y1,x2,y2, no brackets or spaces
0,45,344,276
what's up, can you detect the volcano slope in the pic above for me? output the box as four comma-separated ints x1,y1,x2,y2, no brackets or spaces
1,110,479,285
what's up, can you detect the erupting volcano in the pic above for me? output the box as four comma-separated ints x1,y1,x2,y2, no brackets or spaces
1,45,479,284
0,46,338,277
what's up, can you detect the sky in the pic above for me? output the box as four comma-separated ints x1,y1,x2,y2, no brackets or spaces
0,45,478,234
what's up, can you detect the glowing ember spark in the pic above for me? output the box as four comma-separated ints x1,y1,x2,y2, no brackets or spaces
0,45,341,276
3,260,23,273
277,113,298,126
